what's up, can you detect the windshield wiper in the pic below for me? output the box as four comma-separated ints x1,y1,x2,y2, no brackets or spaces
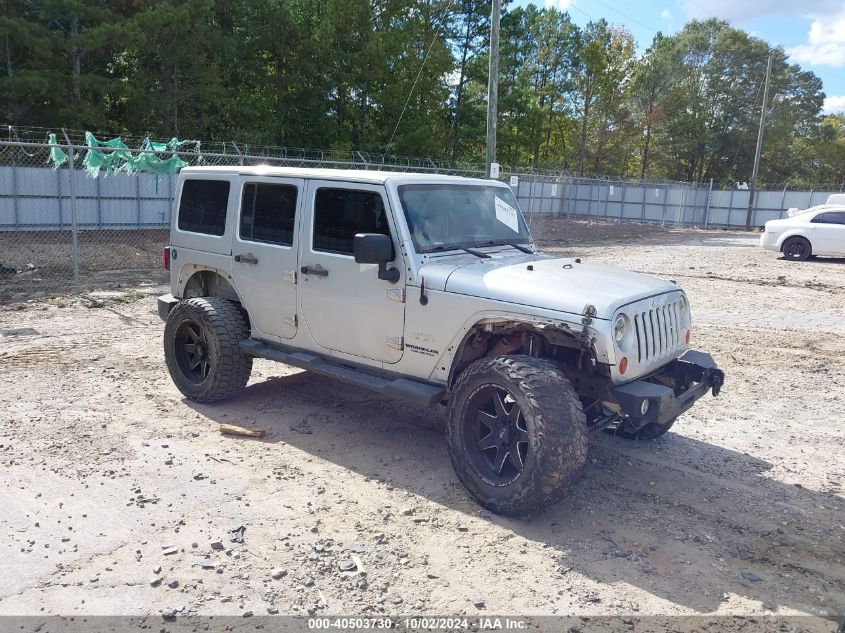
475,239,534,254
426,244,491,258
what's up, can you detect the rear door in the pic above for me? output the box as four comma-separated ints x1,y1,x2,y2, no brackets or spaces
230,177,303,340
811,211,845,255
298,180,406,364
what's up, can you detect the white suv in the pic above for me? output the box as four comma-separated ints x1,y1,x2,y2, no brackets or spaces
159,166,724,515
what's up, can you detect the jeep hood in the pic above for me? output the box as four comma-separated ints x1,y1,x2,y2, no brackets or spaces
420,254,678,319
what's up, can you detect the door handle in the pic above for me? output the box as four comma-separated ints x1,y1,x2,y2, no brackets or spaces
234,253,259,265
300,265,329,277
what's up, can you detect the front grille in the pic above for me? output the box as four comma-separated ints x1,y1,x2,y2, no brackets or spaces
633,297,683,364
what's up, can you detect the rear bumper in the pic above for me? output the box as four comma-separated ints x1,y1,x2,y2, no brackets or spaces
157,293,179,322
760,231,779,252
612,350,724,427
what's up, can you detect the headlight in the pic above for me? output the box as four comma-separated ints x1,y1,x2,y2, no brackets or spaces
614,314,627,343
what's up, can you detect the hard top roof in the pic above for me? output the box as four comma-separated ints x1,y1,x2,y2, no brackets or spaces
180,165,503,187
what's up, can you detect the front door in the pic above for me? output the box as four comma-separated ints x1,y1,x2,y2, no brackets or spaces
298,181,406,364
230,177,303,340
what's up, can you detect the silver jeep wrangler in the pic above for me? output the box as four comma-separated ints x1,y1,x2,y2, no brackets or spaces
159,166,724,515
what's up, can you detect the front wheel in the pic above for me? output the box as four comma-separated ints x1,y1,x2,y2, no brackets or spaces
446,355,588,516
782,236,812,261
164,297,253,403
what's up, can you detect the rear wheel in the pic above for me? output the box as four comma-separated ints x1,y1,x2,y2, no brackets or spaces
447,355,588,516
164,297,252,403
782,236,812,261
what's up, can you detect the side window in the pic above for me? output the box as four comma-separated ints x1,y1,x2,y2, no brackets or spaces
178,179,230,236
811,212,845,224
240,183,298,246
312,188,390,255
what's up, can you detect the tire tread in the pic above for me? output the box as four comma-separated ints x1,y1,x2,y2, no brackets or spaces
447,355,588,515
164,297,252,403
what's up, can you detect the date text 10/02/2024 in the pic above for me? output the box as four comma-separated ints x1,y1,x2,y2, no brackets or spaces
307,617,529,630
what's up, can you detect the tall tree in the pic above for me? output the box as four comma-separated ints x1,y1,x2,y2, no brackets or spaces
0,3,837,182
646,20,824,184
631,33,675,178
448,0,489,161
570,19,635,175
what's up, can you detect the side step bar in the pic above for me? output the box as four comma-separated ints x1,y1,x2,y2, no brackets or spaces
239,339,445,407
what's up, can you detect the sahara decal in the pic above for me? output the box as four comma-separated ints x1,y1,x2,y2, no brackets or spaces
406,343,439,357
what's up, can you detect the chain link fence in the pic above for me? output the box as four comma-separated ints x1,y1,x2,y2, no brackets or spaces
2,136,842,302
1,141,175,301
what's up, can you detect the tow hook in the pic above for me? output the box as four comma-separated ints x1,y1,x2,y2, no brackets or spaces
710,371,724,397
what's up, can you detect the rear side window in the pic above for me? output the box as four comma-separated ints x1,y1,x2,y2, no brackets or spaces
812,211,845,225
313,188,390,255
240,183,298,246
178,180,230,236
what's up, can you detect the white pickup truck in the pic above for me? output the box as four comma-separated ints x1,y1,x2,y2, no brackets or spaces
158,166,724,515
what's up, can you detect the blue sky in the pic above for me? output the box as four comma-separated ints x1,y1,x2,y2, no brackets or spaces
515,0,845,114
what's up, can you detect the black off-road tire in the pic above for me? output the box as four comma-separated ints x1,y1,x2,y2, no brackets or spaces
446,355,588,516
782,236,812,261
164,297,252,403
612,417,676,440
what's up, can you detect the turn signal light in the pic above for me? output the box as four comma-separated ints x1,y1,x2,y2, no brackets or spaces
685,330,691,345
619,356,628,374
163,247,170,271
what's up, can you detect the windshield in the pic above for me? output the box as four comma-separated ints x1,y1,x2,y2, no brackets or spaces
398,184,532,254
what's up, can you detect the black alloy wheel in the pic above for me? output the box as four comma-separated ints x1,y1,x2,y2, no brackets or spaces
163,297,252,403
446,355,588,515
174,319,212,384
783,236,811,261
463,385,530,485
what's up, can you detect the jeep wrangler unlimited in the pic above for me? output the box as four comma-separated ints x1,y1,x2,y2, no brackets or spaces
159,166,724,515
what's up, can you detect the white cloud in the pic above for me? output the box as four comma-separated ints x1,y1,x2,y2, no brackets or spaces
823,95,845,113
680,0,841,21
788,9,845,67
661,8,672,19
544,0,573,10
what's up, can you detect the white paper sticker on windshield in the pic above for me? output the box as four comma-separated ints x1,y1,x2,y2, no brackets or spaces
494,196,519,233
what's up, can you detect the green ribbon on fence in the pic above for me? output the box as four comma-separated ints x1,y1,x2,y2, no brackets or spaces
46,131,199,176
47,133,67,168
125,152,187,175
83,132,133,176
140,137,200,154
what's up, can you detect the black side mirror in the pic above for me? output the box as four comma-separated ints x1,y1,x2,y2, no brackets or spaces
354,233,400,284
354,233,393,264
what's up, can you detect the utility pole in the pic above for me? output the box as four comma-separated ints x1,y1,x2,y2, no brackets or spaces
485,0,501,179
746,54,772,231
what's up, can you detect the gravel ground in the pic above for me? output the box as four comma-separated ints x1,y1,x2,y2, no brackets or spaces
0,231,842,623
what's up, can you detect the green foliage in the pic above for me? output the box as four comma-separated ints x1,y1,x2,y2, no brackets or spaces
0,2,841,184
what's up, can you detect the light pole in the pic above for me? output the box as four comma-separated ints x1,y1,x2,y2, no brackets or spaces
745,55,783,231
485,0,502,179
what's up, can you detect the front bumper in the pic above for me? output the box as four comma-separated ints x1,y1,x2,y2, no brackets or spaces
612,350,724,427
157,293,179,322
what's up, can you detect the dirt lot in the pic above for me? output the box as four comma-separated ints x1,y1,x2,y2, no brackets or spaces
0,231,842,625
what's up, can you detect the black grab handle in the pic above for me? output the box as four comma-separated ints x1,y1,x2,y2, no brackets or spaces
300,265,328,277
